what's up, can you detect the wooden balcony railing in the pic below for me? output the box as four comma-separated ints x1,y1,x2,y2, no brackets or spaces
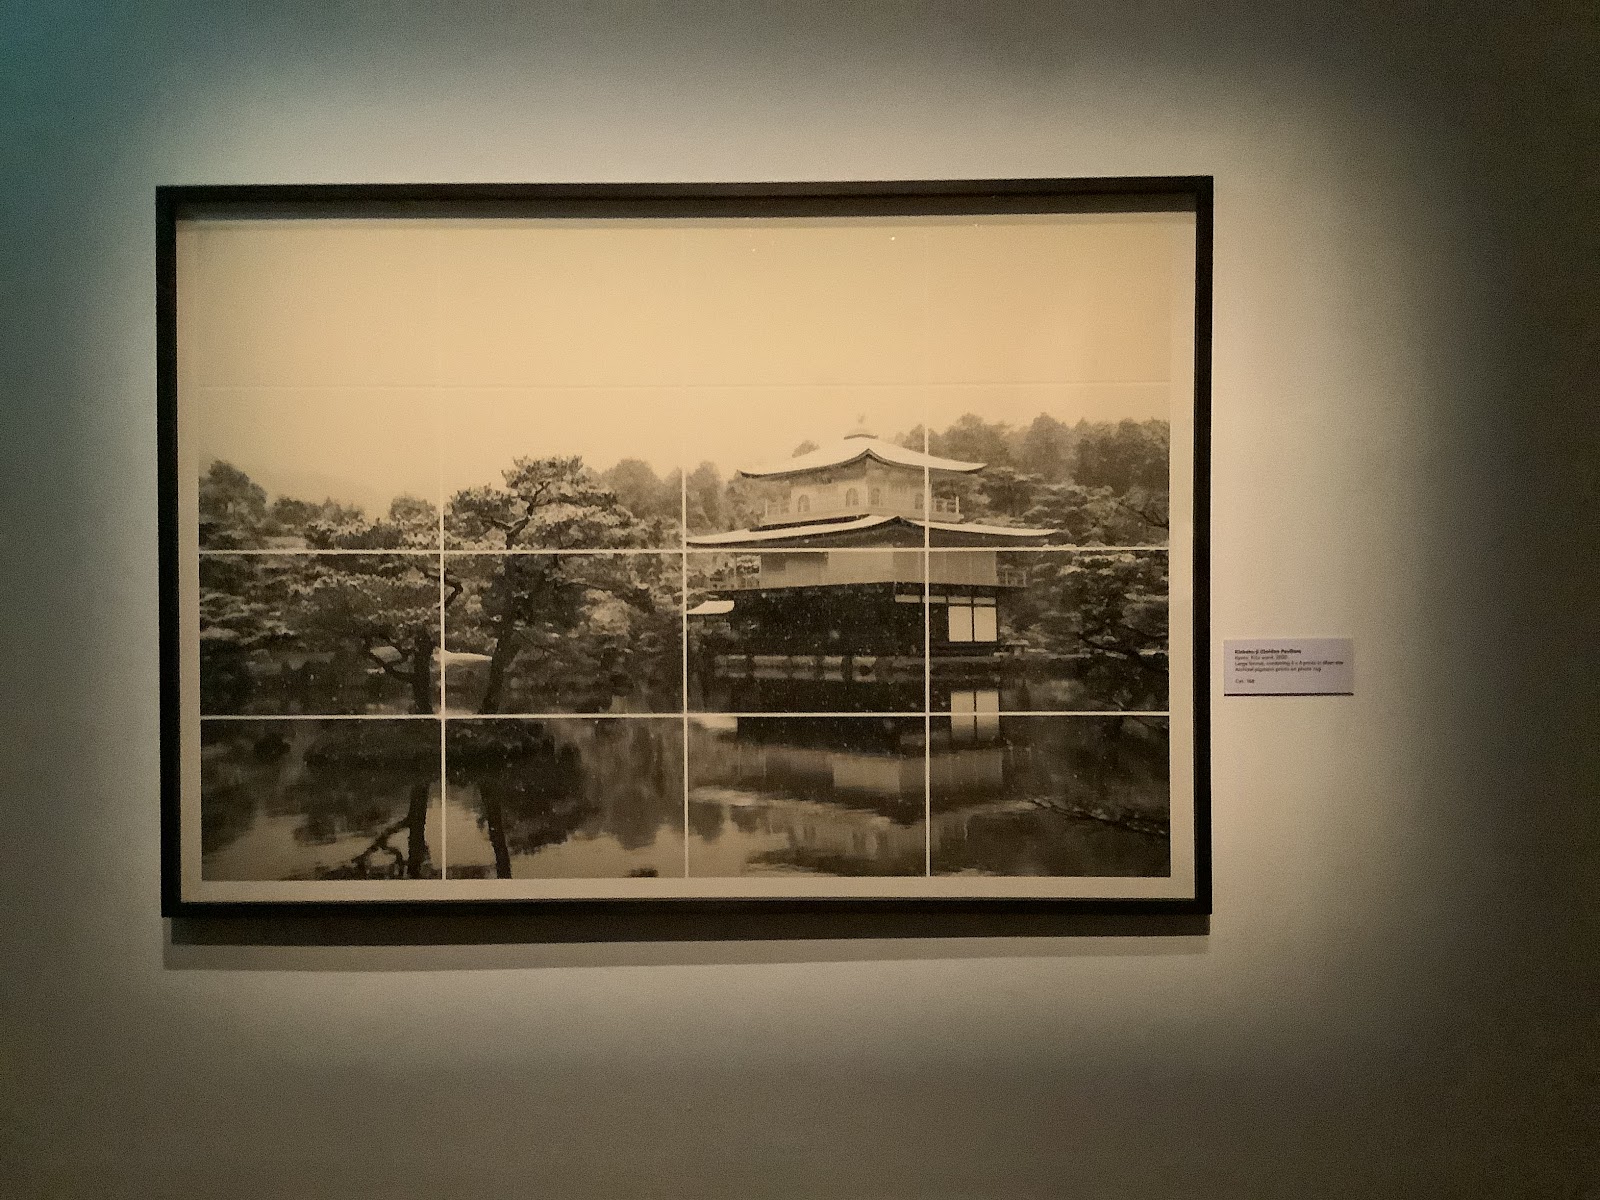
707,560,1028,592
759,495,961,522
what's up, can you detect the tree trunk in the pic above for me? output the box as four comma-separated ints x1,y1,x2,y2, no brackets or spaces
482,793,512,879
408,631,436,714
404,781,431,878
478,625,521,714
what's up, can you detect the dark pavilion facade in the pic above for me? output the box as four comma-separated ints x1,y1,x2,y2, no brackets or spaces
686,426,1053,713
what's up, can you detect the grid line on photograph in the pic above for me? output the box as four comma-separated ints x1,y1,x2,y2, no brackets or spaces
438,419,449,875
923,429,932,875
197,707,1170,720
438,705,447,875
918,254,936,875
677,232,691,880
681,465,691,880
920,546,1169,558
432,711,699,721
441,548,689,556
679,711,948,720
187,546,1180,559
201,712,441,721
198,548,443,556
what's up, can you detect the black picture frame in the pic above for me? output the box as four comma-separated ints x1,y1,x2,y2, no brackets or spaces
159,178,1212,930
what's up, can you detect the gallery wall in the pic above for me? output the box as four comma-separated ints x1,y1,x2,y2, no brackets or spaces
2,2,1594,1196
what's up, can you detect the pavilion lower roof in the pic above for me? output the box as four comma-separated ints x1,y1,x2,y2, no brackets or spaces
686,514,1055,548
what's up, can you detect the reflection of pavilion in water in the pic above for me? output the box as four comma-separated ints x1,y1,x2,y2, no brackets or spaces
690,704,1009,817
687,425,1052,712
691,707,1170,878
688,715,930,876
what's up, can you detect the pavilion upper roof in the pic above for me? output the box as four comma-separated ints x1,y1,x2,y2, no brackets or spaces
737,433,985,480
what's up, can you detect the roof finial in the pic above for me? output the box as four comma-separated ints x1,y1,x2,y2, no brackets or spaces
844,414,874,440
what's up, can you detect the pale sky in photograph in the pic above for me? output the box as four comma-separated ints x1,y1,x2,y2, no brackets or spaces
182,212,1192,512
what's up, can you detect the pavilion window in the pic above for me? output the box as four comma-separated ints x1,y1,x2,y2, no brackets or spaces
845,487,860,508
796,494,810,514
947,599,972,642
947,594,998,643
950,689,1000,744
972,596,998,642
869,487,882,507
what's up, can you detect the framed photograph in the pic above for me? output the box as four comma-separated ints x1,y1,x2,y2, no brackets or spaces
159,179,1211,919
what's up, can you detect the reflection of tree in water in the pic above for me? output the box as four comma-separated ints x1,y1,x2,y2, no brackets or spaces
1006,716,1169,835
199,720,440,880
938,805,1168,878
493,762,587,870
447,720,681,878
997,654,1162,714
747,846,920,877
293,722,439,878
728,806,766,836
686,799,726,843
306,782,435,880
932,716,1170,878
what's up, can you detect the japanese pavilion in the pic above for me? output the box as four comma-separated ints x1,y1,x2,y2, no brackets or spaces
686,424,1054,710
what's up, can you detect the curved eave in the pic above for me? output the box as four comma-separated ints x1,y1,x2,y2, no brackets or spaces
923,519,1056,540
736,443,985,479
688,515,897,547
687,515,1055,549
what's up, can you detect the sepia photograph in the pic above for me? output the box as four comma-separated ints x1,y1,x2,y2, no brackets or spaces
164,181,1205,908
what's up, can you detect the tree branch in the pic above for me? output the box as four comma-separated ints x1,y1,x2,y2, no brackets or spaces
347,814,411,876
363,645,410,680
504,515,532,546
1111,496,1169,530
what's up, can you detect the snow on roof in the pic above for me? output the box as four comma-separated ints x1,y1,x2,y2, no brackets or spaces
687,599,735,616
737,436,984,479
688,515,895,545
686,515,1054,547
921,519,1057,539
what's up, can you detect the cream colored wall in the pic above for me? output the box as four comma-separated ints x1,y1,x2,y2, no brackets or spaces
928,551,999,588
1,3,1594,1198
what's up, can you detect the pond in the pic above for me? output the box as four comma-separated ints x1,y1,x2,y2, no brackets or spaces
443,719,685,878
200,720,441,880
199,713,1169,881
687,716,928,876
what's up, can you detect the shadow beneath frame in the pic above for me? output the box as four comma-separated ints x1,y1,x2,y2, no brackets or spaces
165,905,1209,972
